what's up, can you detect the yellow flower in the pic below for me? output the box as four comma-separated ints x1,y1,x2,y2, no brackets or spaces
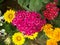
4,9,15,23
12,32,25,45
25,32,38,40
43,24,53,38
46,39,57,45
53,28,60,41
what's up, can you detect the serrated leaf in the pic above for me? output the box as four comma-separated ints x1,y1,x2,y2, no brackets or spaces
29,0,43,11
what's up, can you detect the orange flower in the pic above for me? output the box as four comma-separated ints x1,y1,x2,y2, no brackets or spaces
46,39,57,45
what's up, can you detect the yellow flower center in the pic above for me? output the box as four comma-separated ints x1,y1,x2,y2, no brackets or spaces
16,36,21,41
8,14,13,19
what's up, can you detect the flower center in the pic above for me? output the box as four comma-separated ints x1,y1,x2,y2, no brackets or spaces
16,36,21,41
8,14,13,19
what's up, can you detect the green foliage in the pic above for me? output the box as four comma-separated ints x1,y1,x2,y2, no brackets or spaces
18,0,30,6
58,0,60,6
0,0,4,3
49,13,60,27
18,0,30,11
29,0,43,11
0,0,4,10
0,0,60,45
0,41,5,45
18,0,50,11
42,0,49,3
2,22,18,36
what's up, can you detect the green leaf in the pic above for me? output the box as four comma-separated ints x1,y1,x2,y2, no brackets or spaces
23,0,30,6
18,0,30,7
3,23,11,32
18,0,25,6
29,0,43,11
53,20,60,27
18,0,30,11
42,0,49,3
2,22,17,36
17,0,50,11
24,38,32,45
37,31,44,38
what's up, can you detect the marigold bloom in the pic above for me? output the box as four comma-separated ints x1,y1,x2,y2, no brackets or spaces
53,28,60,41
45,28,53,39
46,39,58,45
4,9,15,23
43,24,53,30
12,32,25,45
43,24,53,38
43,24,60,45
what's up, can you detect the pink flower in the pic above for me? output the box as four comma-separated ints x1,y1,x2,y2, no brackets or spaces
12,10,46,35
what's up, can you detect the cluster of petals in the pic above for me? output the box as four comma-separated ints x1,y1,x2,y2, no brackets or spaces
43,2,59,20
12,10,46,35
43,24,60,45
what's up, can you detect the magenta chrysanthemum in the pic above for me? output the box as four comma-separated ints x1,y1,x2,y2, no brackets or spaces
12,10,46,35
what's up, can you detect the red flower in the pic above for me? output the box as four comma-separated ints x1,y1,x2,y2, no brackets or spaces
43,3,59,20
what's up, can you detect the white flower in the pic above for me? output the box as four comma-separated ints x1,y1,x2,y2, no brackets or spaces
0,23,3,26
0,29,7,36
0,16,4,21
4,37,11,45
1,29,5,33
